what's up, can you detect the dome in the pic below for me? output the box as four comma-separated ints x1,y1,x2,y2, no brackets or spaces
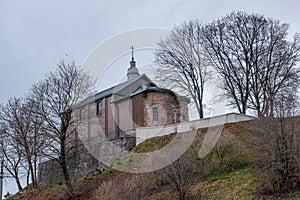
127,54,139,80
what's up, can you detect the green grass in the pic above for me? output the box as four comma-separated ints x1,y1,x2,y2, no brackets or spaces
192,166,258,200
9,122,300,200
132,133,176,153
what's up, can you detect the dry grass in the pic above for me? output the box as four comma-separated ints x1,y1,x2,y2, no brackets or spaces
8,121,300,200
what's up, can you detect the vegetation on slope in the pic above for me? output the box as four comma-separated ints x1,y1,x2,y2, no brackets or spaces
8,121,300,200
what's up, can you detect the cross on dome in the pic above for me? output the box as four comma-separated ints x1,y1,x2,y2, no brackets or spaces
131,45,135,61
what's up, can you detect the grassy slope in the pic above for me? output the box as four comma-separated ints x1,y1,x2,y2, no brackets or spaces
8,122,300,200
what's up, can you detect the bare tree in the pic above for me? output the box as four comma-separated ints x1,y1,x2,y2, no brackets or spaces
247,94,300,194
273,88,299,118
164,159,191,200
154,21,212,118
30,60,94,193
201,11,300,116
159,146,198,200
0,122,23,191
0,97,45,189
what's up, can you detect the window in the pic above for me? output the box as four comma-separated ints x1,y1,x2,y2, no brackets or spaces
173,109,180,124
96,100,103,116
153,107,159,121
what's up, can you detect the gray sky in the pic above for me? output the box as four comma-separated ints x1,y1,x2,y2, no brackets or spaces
1,0,300,196
1,0,300,104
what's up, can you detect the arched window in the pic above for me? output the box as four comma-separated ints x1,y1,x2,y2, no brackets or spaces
152,107,159,121
173,109,180,124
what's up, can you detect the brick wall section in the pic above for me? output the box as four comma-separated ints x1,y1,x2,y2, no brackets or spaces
122,136,136,151
38,143,105,187
74,99,125,166
143,91,189,127
178,97,189,122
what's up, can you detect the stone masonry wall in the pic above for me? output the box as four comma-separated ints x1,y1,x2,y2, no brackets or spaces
144,91,189,127
38,143,105,187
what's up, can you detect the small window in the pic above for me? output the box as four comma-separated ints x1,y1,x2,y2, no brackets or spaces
153,107,159,121
96,101,103,116
173,109,180,124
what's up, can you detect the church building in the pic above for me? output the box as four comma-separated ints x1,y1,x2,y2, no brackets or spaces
75,49,190,151
38,49,190,186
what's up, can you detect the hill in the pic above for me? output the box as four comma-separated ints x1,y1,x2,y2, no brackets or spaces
8,121,300,200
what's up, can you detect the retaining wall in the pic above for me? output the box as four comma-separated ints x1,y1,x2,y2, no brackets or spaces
136,113,255,145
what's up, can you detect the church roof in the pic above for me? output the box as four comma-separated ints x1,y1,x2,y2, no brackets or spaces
77,48,157,107
94,86,115,100
130,85,173,97
111,84,182,104
129,85,190,103
95,73,156,101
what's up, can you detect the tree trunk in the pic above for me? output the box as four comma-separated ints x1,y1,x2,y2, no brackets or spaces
61,158,73,194
33,155,38,188
242,100,247,115
199,103,204,119
269,94,274,117
60,127,73,194
15,176,23,191
29,161,37,188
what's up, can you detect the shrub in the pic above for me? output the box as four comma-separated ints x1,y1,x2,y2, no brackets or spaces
248,117,300,194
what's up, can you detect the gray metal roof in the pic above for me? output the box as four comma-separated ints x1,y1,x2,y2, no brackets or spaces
76,74,157,108
95,74,156,101
95,86,115,100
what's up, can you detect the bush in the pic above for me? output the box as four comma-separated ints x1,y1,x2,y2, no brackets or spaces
93,173,155,200
248,117,300,194
200,131,250,175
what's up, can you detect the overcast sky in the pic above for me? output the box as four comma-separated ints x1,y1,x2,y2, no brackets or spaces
1,0,300,196
1,0,300,105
